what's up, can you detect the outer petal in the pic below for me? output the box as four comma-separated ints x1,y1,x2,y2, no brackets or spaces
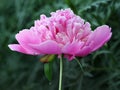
15,28,41,45
29,40,61,54
63,41,91,61
76,41,94,57
62,41,84,55
8,44,40,55
15,28,45,54
86,25,112,52
64,55,75,61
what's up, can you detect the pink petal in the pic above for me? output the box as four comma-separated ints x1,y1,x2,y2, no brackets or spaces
64,41,92,61
29,40,61,54
15,28,41,45
86,25,112,52
62,41,84,55
15,28,44,53
76,41,94,57
64,54,75,61
8,44,40,55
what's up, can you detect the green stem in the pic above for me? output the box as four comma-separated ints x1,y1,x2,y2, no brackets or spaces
75,58,84,73
59,55,63,90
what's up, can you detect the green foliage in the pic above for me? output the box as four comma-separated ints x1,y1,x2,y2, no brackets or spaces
44,62,53,81
0,0,120,90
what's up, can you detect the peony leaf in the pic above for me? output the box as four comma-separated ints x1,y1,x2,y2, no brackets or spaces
44,62,52,81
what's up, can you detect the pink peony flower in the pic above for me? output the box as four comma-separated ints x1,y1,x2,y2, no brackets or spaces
8,9,112,61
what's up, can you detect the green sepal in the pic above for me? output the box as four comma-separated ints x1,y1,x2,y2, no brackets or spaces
40,55,55,63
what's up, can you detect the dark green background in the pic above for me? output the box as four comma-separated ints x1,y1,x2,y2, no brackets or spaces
0,0,120,90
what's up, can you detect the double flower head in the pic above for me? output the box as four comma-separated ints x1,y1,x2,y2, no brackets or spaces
8,9,112,61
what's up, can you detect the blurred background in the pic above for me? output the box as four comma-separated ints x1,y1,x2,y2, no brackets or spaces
0,0,120,90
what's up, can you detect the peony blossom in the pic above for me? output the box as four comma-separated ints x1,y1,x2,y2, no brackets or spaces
8,9,112,61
